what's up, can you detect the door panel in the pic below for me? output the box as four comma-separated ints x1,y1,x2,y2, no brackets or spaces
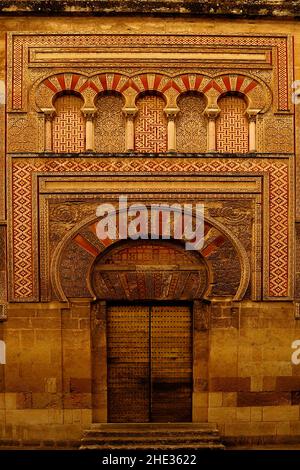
151,305,193,422
107,305,150,422
107,303,192,423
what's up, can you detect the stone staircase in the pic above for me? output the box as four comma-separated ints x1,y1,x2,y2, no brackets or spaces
80,423,225,450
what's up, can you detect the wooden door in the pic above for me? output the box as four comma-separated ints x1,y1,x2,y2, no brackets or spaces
151,304,193,422
107,304,150,422
107,303,192,423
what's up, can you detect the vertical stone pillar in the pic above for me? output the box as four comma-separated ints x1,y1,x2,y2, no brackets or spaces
248,114,257,153
84,112,95,152
63,299,93,427
123,109,137,152
193,300,210,422
165,109,179,152
44,111,54,152
206,111,218,153
91,301,107,423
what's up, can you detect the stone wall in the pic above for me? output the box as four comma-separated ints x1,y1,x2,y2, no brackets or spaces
0,301,299,446
0,302,91,447
209,301,300,444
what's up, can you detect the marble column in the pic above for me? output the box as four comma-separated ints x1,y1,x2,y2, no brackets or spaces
248,115,257,153
165,109,179,152
44,111,54,152
206,112,218,153
84,112,95,152
123,109,137,152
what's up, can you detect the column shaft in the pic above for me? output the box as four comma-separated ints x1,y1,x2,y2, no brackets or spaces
86,116,94,152
249,119,256,152
44,115,53,152
208,117,216,152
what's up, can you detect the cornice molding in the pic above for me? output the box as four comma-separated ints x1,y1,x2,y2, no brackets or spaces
0,1,300,18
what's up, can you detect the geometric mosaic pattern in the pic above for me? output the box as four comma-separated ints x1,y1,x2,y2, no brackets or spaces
135,95,168,153
216,96,249,153
52,94,85,153
10,157,289,300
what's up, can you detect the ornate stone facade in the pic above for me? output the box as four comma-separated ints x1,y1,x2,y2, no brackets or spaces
5,32,294,303
0,11,299,448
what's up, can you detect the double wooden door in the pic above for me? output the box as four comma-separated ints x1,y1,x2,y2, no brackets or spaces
107,303,193,423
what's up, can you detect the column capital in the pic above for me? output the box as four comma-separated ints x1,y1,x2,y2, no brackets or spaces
42,109,56,121
83,110,96,120
164,108,179,120
204,108,220,120
247,112,258,122
122,107,138,118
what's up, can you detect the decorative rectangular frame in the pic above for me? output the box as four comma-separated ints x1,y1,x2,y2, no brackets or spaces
7,32,293,113
7,153,293,302
38,173,262,302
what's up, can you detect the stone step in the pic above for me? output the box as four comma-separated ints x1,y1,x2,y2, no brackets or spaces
88,424,219,434
81,435,221,443
83,430,220,438
80,423,224,450
82,433,220,441
90,423,218,430
80,443,224,450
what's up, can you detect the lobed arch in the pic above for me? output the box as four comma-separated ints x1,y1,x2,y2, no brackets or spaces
36,72,90,113
35,71,271,153
36,71,269,113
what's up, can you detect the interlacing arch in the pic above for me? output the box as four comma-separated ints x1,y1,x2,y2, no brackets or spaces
36,71,271,153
